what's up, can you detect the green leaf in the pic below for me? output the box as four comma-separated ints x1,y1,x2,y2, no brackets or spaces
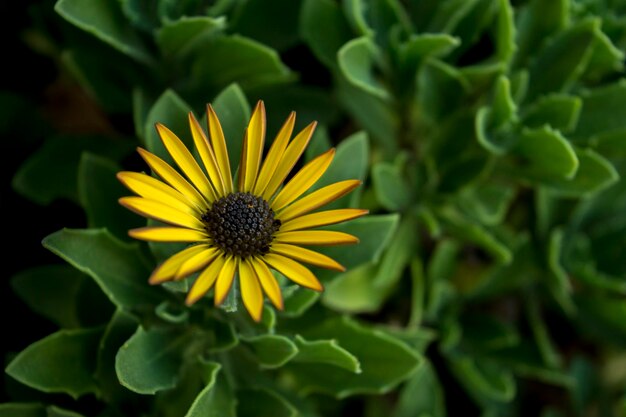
0,403,44,417
393,360,445,417
12,135,131,205
184,362,226,417
512,126,579,182
282,288,320,318
157,16,226,58
324,215,416,312
144,89,193,164
237,388,297,417
372,162,413,211
46,406,86,417
514,0,568,67
240,335,298,369
55,0,153,64
395,34,460,83
522,94,582,133
186,35,292,97
545,148,619,197
526,18,599,102
342,0,374,36
583,27,625,82
458,183,515,226
461,313,519,351
416,59,469,122
11,265,85,328
574,80,626,141
495,0,516,65
438,208,512,264
448,356,516,403
95,310,138,401
337,76,398,155
318,214,399,274
119,0,159,32
78,153,139,240
289,316,422,397
338,37,390,101
300,0,353,68
115,326,188,394
490,75,518,128
575,294,626,346
546,228,574,314
6,328,104,398
42,228,164,310
293,335,361,373
211,84,251,174
230,0,301,51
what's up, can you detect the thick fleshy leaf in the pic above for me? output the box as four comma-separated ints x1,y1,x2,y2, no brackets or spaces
144,89,193,164
95,310,138,401
78,153,140,240
573,80,626,141
417,59,469,122
288,316,422,398
447,356,516,403
115,326,188,394
300,0,352,68
324,215,416,312
12,135,130,205
545,148,618,197
338,37,390,100
372,162,413,211
522,94,582,133
512,126,579,182
240,335,298,369
184,362,230,417
55,0,153,64
237,388,298,417
282,288,321,317
458,183,515,226
186,35,292,97
0,404,86,417
11,265,86,328
293,335,361,373
6,328,104,398
157,16,226,57
393,360,445,417
42,228,164,310
317,214,399,276
514,0,568,66
526,18,598,102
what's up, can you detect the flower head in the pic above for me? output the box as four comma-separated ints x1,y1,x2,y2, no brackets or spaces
118,101,366,321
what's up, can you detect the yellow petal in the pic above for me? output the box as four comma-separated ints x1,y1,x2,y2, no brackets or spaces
253,111,295,196
270,243,344,271
261,122,317,200
272,148,335,211
277,180,361,222
117,171,199,215
156,123,216,202
280,209,369,232
119,197,205,230
263,253,323,291
129,227,208,242
188,112,225,196
275,230,359,246
214,255,237,306
150,244,209,284
175,247,218,280
186,254,227,305
206,104,233,193
250,258,283,310
137,148,207,210
239,258,264,322
239,101,266,192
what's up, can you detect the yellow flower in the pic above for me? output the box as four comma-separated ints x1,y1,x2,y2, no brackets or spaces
118,101,366,321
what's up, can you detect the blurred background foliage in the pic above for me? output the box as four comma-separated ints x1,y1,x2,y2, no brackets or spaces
2,0,626,416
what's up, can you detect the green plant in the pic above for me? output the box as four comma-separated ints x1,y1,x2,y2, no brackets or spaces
4,0,626,416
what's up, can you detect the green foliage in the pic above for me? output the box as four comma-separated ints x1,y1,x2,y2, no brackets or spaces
5,0,626,416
